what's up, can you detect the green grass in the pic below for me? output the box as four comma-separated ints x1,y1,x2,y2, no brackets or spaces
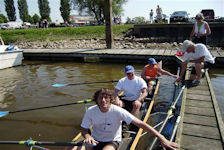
0,24,133,44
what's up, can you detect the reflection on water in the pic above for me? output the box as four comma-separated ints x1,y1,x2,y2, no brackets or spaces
0,61,223,149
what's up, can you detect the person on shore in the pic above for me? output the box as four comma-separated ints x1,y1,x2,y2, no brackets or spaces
149,9,154,23
189,13,211,45
113,65,148,116
156,5,162,23
176,40,215,86
141,58,178,94
74,88,179,150
0,36,4,45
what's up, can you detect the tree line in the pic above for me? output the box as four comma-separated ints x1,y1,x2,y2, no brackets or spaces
0,0,127,25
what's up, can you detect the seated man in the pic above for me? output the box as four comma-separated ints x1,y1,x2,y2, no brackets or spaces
74,88,179,150
176,40,215,86
141,58,178,94
114,65,148,116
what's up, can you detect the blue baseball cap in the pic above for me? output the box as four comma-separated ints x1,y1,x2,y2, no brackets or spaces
148,58,157,65
125,65,135,73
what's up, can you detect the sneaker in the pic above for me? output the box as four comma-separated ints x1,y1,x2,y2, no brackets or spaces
192,80,200,86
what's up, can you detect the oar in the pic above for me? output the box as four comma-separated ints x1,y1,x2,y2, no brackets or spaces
172,67,180,102
148,85,185,150
0,139,86,146
0,99,92,117
52,80,119,87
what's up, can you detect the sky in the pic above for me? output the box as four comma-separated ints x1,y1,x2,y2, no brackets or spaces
0,0,223,23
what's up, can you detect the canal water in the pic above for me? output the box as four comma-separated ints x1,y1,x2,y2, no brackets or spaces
0,61,223,150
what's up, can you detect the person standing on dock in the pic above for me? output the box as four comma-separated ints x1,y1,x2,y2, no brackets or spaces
113,65,148,116
176,40,215,86
141,58,178,94
74,88,179,150
156,5,162,23
149,9,154,23
189,13,211,45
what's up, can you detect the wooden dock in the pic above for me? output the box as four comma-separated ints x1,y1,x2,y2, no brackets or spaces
23,49,224,67
175,69,224,150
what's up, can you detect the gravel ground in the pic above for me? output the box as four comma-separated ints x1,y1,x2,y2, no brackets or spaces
15,37,224,51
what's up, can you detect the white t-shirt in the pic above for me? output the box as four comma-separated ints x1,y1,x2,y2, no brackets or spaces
115,76,147,101
81,104,135,142
183,44,215,64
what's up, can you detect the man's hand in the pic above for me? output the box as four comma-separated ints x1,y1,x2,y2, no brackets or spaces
160,137,179,150
83,136,98,145
175,76,182,82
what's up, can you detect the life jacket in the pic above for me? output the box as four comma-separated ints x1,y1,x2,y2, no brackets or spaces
144,65,158,77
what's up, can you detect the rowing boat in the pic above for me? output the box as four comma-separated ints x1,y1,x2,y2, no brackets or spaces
70,78,161,150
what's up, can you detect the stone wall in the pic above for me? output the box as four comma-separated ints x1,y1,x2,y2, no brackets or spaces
134,23,224,47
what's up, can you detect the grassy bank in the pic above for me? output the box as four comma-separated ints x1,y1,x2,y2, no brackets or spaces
0,24,133,44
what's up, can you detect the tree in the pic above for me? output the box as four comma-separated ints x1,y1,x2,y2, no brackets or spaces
38,0,51,21
70,0,127,25
133,16,146,24
125,17,132,24
32,14,41,24
60,0,71,23
0,14,8,23
4,0,16,21
18,0,29,22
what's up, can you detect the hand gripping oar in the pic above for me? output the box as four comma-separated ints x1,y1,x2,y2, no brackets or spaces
0,139,92,147
52,80,119,87
0,99,92,117
148,85,185,150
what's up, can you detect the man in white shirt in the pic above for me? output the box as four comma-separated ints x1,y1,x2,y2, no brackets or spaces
176,40,215,86
77,88,179,150
114,65,148,116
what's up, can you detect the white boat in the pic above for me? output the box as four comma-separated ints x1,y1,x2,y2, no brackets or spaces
0,45,23,70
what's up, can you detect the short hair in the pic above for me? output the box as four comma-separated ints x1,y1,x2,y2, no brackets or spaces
182,40,195,53
93,88,115,104
195,13,204,20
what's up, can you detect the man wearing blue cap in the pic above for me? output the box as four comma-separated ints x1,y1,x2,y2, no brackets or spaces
114,65,148,116
141,58,178,94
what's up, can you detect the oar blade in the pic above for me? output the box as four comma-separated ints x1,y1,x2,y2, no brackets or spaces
0,111,9,117
52,84,69,87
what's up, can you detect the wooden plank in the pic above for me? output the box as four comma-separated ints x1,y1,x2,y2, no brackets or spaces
150,49,159,55
163,49,172,56
187,89,210,96
185,99,213,108
170,50,178,55
183,114,217,127
180,135,223,150
157,49,165,55
185,106,215,117
187,94,211,101
211,50,221,57
189,85,208,91
182,123,221,140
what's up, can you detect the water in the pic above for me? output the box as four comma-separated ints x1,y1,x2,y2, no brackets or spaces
0,61,223,150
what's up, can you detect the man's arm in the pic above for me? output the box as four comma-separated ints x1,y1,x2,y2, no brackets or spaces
176,61,188,82
131,118,179,150
137,88,148,102
113,88,123,107
81,127,98,144
157,68,177,78
189,56,205,63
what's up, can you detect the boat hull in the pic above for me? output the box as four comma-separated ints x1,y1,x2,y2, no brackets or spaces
0,50,23,70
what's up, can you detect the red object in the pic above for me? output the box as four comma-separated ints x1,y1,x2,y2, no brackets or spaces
175,51,184,56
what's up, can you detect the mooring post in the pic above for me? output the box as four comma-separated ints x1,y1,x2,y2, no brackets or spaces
104,0,114,49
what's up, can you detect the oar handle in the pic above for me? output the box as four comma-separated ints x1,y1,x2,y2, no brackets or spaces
11,99,92,113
